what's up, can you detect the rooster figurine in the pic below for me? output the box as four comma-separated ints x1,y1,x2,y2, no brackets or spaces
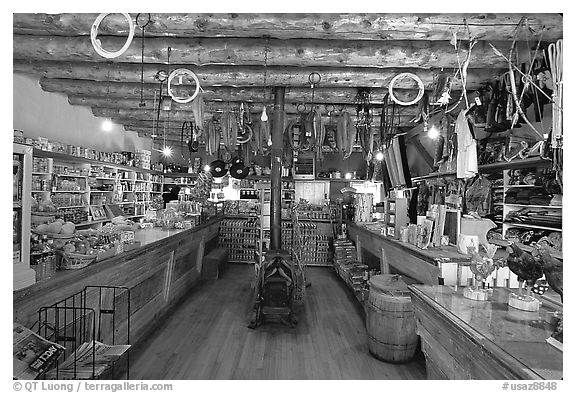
504,242,543,298
464,244,499,301
532,244,563,303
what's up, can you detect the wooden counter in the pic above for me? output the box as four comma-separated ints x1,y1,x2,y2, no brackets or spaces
409,285,563,380
347,222,471,285
13,217,221,346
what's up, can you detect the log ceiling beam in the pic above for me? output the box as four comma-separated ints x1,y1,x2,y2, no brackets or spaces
13,13,562,41
68,94,427,114
42,78,461,108
95,108,412,125
14,60,502,89
14,35,526,69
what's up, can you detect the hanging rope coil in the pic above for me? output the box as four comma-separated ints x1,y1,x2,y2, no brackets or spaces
167,68,201,104
388,73,424,106
91,13,135,59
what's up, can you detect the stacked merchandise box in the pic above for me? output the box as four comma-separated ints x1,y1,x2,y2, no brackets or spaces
218,218,258,263
295,222,317,265
333,239,369,301
281,221,293,251
316,234,331,265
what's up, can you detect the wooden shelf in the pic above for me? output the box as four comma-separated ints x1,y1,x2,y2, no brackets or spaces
90,190,112,193
56,205,87,209
163,172,198,178
32,172,50,175
505,203,562,209
503,222,562,232
52,190,87,193
33,149,164,175
54,173,87,178
412,157,551,181
31,190,50,192
91,176,116,180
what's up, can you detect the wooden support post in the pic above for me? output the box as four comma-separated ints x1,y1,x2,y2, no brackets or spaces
355,235,362,263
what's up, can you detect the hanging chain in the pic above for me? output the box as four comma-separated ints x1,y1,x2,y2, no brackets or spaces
152,90,158,137
307,72,321,113
136,13,151,107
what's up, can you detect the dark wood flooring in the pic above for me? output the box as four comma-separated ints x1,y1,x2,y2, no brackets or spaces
128,264,427,379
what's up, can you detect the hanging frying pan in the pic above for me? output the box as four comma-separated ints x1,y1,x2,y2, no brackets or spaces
230,143,249,179
210,144,228,178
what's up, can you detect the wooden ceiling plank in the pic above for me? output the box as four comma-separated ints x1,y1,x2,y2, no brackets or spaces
14,35,525,69
13,13,562,41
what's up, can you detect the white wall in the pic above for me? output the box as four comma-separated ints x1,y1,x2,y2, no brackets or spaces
13,73,154,154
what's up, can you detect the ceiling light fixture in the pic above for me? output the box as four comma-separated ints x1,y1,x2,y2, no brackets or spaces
162,146,172,157
428,126,440,139
102,119,113,132
203,164,211,172
375,151,384,161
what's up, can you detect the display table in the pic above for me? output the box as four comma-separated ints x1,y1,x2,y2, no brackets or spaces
13,217,222,346
409,285,563,380
347,222,472,285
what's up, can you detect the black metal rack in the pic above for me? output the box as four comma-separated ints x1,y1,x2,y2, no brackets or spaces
36,285,131,379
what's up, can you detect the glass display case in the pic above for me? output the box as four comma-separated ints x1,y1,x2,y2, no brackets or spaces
13,142,35,290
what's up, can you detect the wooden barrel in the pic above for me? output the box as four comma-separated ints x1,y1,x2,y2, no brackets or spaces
366,274,418,363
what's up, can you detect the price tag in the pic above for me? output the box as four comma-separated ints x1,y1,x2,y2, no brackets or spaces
475,96,482,106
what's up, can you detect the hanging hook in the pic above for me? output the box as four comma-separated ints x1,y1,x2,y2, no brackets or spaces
297,103,307,114
308,72,322,88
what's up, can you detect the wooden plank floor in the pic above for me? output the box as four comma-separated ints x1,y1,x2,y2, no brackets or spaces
128,264,427,379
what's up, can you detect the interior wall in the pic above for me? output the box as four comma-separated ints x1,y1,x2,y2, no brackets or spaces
13,73,155,156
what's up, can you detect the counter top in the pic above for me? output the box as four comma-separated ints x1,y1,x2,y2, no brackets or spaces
409,284,562,380
348,222,472,266
14,216,222,302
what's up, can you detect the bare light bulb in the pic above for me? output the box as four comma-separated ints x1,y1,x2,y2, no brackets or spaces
261,106,268,122
375,151,384,161
428,126,440,139
102,119,113,132
203,164,211,172
162,146,173,157
345,172,352,180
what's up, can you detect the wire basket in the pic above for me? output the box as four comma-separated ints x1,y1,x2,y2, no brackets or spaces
57,250,97,270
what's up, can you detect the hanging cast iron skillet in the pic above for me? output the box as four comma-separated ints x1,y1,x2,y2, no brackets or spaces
229,144,249,179
210,145,228,178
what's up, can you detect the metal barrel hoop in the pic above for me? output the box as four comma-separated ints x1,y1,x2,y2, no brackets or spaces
91,13,135,59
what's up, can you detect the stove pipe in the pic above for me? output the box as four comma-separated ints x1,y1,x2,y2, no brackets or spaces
270,87,285,250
